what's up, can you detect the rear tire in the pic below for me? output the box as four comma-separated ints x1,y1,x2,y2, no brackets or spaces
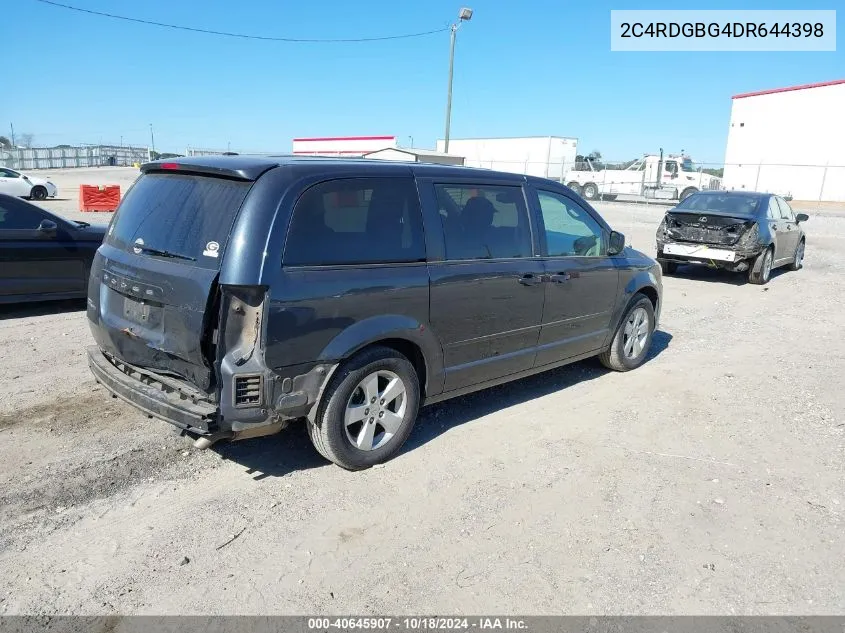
307,346,420,470
582,182,599,200
30,186,48,201
659,260,677,275
788,239,805,271
748,247,773,285
599,295,655,372
679,187,698,202
566,181,582,195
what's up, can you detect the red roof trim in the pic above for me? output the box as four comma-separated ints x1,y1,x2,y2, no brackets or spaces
732,79,845,99
292,136,396,142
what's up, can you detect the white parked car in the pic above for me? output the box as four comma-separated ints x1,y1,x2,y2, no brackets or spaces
0,167,58,200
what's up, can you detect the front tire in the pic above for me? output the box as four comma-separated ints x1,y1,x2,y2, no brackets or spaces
30,186,48,201
566,181,582,195
599,295,655,372
788,239,805,271
748,247,773,285
582,182,599,200
307,346,420,470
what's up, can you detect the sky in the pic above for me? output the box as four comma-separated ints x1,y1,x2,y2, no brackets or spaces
2,0,842,164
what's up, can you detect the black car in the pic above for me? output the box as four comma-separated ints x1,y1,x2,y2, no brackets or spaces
86,156,663,469
656,190,808,285
0,193,108,304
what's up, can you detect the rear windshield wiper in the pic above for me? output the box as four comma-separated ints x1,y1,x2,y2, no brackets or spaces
136,245,196,261
74,220,90,228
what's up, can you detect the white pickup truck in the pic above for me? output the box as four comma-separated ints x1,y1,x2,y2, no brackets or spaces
564,154,721,202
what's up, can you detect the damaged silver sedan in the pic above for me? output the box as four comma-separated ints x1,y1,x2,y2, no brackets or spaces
656,191,808,285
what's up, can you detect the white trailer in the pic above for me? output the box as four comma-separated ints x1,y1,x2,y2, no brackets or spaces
435,136,578,179
722,79,845,202
564,152,721,202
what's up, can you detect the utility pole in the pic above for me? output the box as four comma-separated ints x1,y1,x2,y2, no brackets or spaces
443,8,473,154
9,123,15,146
149,123,156,154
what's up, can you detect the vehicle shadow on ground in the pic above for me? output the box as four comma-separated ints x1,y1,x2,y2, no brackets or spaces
216,330,672,479
402,329,673,456
0,299,86,321
670,265,790,286
214,423,327,480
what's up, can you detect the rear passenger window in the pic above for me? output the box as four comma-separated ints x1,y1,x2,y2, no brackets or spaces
434,184,531,260
766,198,780,220
285,178,425,266
776,197,795,221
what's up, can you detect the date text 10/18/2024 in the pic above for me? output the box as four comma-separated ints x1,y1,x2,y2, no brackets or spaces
307,617,528,631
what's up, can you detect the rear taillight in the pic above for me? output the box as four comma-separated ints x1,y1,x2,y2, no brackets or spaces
160,162,180,170
737,223,759,248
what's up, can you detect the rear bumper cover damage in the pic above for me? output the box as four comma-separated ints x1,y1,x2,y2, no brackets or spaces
88,346,217,434
88,345,337,437
656,239,762,270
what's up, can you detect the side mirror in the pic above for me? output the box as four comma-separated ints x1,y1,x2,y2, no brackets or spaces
608,230,625,255
795,213,809,223
37,219,57,236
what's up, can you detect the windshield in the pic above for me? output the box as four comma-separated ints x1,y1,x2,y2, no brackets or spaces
675,193,761,215
104,173,251,269
681,158,697,172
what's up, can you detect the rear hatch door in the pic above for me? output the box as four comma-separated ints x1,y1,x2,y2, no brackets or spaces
90,170,254,391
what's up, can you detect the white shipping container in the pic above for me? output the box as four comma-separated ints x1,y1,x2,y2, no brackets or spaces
435,136,578,180
292,136,397,157
722,79,845,202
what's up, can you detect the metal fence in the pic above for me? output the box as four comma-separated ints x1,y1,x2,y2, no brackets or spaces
0,144,150,170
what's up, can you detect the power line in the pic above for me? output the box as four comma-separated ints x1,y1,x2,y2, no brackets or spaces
31,0,450,43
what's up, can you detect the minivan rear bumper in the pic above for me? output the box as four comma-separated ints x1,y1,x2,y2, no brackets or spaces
87,346,218,434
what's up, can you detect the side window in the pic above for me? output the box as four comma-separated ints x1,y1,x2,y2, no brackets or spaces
776,197,795,221
433,184,531,260
284,177,425,266
0,200,45,230
664,161,678,176
536,190,606,257
766,197,781,220
0,168,18,178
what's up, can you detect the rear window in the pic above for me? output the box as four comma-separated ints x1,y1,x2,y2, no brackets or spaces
104,173,251,269
676,193,760,216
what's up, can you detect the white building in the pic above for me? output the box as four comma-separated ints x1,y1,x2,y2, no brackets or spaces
722,79,845,202
435,136,578,180
362,147,465,166
292,136,396,157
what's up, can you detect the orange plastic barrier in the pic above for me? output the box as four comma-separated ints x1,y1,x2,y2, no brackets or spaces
79,184,121,212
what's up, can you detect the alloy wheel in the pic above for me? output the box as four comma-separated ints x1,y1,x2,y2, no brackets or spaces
623,307,650,360
344,370,407,451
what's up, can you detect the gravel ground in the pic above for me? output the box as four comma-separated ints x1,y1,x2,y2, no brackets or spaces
0,167,842,615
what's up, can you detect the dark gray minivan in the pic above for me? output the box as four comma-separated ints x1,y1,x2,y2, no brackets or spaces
87,156,663,469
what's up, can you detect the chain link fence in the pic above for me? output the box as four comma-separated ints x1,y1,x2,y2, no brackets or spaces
0,144,150,170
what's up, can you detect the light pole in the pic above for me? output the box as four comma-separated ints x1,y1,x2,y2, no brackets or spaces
443,7,472,154
408,135,414,148
149,123,156,157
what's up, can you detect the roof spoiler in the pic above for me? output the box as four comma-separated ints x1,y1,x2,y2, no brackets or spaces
141,157,278,181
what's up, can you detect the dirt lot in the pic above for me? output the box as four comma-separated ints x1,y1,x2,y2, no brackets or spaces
0,167,843,615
